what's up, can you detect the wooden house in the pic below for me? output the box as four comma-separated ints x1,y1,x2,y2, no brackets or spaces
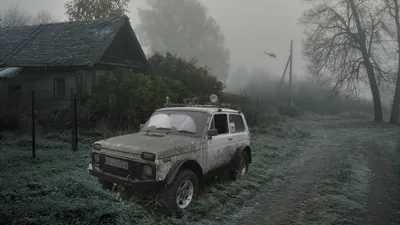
0,15,148,116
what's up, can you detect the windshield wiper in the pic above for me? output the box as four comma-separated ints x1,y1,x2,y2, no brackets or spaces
155,127,174,134
177,130,196,134
156,128,172,131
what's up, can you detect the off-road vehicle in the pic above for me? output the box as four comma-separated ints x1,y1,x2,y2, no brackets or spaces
87,94,252,212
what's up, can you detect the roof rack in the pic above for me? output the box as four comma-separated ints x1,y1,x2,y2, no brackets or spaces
163,95,241,112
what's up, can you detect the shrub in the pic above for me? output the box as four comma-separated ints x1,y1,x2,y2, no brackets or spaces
0,116,20,131
78,52,225,130
278,105,300,118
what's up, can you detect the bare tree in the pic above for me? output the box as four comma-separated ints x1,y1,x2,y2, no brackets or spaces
32,10,57,25
300,0,389,122
0,6,56,28
381,0,400,123
0,6,31,27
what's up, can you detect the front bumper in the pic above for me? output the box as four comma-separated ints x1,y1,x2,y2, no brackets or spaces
88,164,164,189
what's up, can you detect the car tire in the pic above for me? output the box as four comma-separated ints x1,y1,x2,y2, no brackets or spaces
230,151,249,181
98,178,114,191
160,169,199,214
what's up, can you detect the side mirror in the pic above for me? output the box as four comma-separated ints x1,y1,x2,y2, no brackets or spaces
140,124,145,130
207,129,218,139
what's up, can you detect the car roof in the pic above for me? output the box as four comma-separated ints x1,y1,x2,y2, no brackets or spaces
156,106,240,114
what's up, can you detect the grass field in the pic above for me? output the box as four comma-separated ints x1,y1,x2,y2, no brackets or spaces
0,121,309,225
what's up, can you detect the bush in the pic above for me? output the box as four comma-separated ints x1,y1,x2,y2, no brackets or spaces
278,105,300,118
0,116,20,131
35,109,72,130
78,52,225,130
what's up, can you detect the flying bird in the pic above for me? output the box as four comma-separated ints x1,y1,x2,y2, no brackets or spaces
264,51,277,58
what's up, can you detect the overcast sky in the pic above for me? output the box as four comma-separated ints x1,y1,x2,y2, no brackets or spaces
2,0,309,79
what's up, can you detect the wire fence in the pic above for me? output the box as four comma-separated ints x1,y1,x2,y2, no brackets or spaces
0,87,162,158
0,89,81,157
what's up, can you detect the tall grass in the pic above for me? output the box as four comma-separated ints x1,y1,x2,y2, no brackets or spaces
0,121,309,225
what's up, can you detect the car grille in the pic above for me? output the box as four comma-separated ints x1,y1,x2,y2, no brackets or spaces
99,155,139,179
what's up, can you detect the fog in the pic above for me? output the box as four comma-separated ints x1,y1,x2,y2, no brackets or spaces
1,0,308,79
2,0,394,105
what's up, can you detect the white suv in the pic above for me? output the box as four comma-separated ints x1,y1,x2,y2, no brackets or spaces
88,95,252,213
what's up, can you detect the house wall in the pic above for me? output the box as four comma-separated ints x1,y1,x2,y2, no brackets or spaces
1,70,84,114
82,70,92,97
23,71,77,112
100,24,144,67
0,80,7,116
0,68,119,117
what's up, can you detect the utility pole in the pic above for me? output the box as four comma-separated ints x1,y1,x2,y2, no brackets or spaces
289,40,293,105
279,54,291,89
278,40,294,105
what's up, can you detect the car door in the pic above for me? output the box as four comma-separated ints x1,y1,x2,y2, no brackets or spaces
206,112,231,172
228,113,248,152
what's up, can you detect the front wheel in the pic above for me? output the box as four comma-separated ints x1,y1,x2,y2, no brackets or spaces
98,178,114,191
230,151,249,181
160,169,199,213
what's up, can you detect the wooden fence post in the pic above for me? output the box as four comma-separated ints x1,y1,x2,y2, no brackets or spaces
70,89,78,151
73,92,78,151
31,90,35,159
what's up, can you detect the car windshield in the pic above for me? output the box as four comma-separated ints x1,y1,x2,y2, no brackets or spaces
142,110,209,137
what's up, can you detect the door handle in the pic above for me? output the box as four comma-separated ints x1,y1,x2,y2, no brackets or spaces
228,137,233,141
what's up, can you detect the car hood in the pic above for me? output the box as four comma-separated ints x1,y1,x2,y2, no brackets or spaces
96,132,203,159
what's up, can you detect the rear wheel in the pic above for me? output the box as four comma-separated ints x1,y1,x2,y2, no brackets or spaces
160,169,199,214
230,151,249,181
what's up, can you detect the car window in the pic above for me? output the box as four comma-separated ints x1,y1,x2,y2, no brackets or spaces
212,113,229,135
229,114,245,133
209,117,215,130
143,110,208,137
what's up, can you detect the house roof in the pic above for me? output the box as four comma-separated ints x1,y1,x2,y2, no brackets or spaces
0,67,22,79
0,15,148,69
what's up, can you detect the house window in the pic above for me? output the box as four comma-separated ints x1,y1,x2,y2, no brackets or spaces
54,78,66,98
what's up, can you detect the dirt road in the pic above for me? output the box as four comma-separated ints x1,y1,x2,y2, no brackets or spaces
231,119,400,225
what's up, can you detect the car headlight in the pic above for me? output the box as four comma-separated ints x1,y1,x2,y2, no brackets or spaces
93,154,100,164
142,165,153,177
141,152,156,161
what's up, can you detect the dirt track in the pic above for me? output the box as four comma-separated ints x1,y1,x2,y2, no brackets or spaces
231,119,400,225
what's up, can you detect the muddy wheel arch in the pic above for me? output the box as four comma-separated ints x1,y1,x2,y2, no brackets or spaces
165,160,203,185
231,145,252,167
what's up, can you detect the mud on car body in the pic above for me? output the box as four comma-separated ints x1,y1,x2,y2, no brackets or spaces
88,94,252,212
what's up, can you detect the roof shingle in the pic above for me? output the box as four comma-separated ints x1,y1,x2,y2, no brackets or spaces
0,16,147,68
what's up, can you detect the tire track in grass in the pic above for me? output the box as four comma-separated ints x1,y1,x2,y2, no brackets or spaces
366,142,400,225
231,121,395,225
230,125,344,225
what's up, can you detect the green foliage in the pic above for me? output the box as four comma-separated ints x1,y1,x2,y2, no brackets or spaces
65,0,130,21
149,52,224,101
79,52,224,130
137,0,230,81
221,93,268,126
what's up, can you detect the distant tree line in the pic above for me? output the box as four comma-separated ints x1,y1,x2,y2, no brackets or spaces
0,6,56,27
